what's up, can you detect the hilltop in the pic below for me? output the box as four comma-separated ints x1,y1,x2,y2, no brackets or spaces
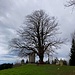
0,64,75,75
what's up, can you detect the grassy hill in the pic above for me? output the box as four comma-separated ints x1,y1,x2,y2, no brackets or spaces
0,64,75,75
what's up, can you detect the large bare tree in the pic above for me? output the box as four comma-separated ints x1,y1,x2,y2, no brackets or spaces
10,10,64,63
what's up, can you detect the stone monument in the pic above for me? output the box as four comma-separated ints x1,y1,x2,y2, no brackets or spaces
29,52,35,63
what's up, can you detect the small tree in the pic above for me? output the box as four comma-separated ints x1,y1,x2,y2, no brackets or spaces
69,31,75,66
10,10,65,63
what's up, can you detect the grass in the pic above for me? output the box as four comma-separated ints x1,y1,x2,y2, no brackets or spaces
0,64,75,75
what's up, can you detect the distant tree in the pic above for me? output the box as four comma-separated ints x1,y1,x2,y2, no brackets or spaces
10,10,65,63
0,63,13,70
52,57,58,64
63,60,67,65
69,31,75,66
21,59,24,64
26,59,28,64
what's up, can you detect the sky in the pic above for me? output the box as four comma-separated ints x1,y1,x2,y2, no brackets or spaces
0,0,75,64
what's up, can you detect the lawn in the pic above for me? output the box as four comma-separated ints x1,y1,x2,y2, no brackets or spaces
0,64,75,75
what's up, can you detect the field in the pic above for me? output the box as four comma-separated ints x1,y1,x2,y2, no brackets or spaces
0,64,75,75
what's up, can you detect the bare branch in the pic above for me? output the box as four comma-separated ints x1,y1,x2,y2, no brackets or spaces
65,0,75,7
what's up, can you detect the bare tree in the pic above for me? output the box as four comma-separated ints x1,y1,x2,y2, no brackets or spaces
10,10,64,63
65,0,75,7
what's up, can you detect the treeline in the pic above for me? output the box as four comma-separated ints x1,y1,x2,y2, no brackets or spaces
0,63,13,70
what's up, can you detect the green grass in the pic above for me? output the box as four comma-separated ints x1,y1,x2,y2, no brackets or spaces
0,64,75,75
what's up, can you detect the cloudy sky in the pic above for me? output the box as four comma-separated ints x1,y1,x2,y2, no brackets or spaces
0,0,75,64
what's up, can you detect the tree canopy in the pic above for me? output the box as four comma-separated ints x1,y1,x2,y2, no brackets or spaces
10,10,64,63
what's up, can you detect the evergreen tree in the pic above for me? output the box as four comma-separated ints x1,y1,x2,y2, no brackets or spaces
69,38,75,66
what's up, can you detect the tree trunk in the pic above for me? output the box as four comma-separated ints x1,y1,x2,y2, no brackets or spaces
39,53,44,64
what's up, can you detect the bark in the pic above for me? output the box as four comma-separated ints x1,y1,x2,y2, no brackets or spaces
39,53,44,63
38,47,44,63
